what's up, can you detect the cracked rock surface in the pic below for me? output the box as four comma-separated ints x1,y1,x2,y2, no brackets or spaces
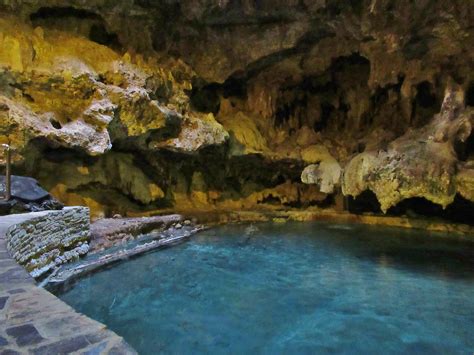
0,1,473,220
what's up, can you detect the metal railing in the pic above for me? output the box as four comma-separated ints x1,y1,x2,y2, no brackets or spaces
1,144,11,201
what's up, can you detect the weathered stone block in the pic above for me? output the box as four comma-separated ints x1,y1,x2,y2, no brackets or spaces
5,207,91,278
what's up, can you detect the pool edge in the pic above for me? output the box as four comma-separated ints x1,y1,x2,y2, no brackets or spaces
0,211,138,354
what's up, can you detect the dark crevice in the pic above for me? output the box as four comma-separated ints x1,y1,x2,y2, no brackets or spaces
455,130,474,162
415,81,437,108
347,190,382,214
315,103,334,131
466,82,474,107
347,191,474,225
89,23,120,47
260,195,281,205
26,139,98,164
308,193,335,208
222,76,247,99
387,195,474,225
189,82,221,114
30,7,101,21
30,7,121,49
411,81,440,127
189,75,247,114
50,119,62,130
331,53,370,72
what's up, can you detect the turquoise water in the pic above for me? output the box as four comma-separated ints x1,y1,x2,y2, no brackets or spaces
57,222,474,354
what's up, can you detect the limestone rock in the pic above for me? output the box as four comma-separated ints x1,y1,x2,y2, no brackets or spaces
0,95,112,156
343,84,474,212
0,2,472,217
156,113,229,153
456,167,474,202
0,16,197,159
43,153,165,204
301,144,342,194
301,161,342,194
218,109,269,155
301,145,334,164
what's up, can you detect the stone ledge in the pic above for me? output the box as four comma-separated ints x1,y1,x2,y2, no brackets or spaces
0,209,137,354
4,207,91,278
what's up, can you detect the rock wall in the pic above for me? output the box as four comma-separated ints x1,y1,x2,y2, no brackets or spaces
5,207,90,278
0,1,473,222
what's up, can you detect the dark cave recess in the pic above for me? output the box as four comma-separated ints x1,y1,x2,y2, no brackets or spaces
347,190,474,226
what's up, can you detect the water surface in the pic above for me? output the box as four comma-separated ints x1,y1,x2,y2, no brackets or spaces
57,222,474,354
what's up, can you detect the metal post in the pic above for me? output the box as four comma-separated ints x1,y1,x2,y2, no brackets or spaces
2,144,11,201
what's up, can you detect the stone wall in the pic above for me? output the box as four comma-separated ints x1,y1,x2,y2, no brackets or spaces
5,207,91,278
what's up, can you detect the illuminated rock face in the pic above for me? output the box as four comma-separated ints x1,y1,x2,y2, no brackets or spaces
343,84,473,212
0,1,473,218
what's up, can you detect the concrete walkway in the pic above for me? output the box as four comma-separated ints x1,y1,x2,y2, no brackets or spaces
0,212,137,354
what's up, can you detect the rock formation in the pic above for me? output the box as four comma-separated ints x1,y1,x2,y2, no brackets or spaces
0,1,473,221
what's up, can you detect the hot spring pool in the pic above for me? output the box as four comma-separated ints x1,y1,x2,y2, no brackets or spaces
56,222,474,354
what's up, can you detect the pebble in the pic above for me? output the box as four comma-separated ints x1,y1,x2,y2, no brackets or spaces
184,220,192,225
175,223,182,229
113,214,122,219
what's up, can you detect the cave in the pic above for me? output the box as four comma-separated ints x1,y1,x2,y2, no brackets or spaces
1,2,474,353
1,3,470,225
